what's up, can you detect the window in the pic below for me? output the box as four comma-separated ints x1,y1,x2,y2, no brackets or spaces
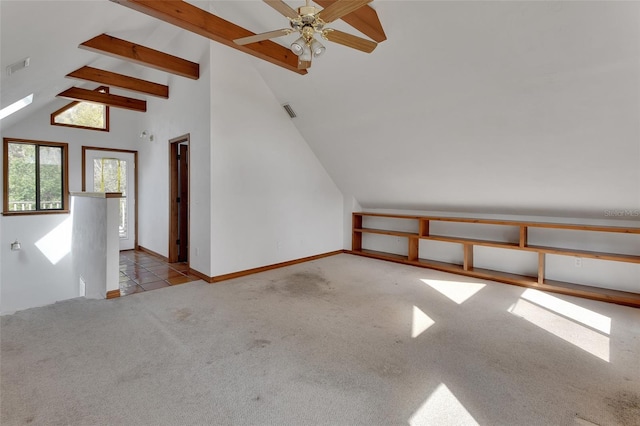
3,138,69,215
50,86,109,132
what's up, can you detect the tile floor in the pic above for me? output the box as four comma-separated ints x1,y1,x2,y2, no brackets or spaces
119,250,200,296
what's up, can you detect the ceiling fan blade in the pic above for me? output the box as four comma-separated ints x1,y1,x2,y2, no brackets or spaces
323,29,377,53
234,29,291,46
263,0,299,19
317,0,372,24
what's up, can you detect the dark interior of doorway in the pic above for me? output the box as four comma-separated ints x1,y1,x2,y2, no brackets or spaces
169,134,189,263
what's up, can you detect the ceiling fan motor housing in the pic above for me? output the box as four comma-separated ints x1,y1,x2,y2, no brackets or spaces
299,5,318,19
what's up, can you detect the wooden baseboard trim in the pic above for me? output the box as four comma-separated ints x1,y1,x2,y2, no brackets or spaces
210,250,344,283
189,267,213,283
136,245,169,262
106,289,121,299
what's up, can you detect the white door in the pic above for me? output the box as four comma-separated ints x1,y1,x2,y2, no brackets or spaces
85,150,136,250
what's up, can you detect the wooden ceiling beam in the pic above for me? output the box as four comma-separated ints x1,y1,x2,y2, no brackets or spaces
314,0,386,43
79,34,200,80
57,87,146,112
66,66,169,98
108,0,306,75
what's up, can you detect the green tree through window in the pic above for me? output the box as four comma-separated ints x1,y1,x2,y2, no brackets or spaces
54,102,105,128
3,138,69,214
50,86,109,132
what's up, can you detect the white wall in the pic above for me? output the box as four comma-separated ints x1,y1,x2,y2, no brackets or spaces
71,194,120,299
133,33,212,276
1,214,74,314
209,44,344,276
343,194,362,249
0,103,140,313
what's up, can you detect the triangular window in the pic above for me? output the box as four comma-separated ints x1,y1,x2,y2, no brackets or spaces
51,86,109,131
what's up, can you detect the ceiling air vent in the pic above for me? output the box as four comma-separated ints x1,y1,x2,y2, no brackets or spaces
282,103,297,118
6,57,30,76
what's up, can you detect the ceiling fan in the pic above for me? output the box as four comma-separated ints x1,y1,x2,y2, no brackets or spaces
234,0,378,69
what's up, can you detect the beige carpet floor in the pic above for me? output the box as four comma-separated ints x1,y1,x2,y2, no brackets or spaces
2,254,639,425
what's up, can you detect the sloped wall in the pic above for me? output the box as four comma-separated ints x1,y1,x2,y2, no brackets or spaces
208,44,343,276
255,1,640,219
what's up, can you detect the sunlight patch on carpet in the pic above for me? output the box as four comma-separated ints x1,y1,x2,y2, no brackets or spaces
409,383,479,426
508,292,610,362
412,305,435,338
520,289,611,334
420,279,485,304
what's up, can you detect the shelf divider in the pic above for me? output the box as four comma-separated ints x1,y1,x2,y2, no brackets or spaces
352,214,363,251
408,237,419,262
520,226,528,247
463,244,474,271
419,219,430,237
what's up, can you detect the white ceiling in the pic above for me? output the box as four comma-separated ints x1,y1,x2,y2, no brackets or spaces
2,1,639,218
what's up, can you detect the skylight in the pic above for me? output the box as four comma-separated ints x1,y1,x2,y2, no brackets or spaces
0,94,34,120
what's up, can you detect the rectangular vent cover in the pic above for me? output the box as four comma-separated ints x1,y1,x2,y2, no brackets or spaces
282,103,297,118
6,57,30,76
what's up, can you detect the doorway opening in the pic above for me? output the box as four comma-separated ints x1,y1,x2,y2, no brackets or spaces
169,134,190,263
82,147,138,251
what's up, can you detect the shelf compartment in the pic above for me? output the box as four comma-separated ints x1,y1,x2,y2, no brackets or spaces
540,279,640,307
352,249,409,263
411,258,539,287
354,212,423,220
422,235,520,249
420,235,640,264
354,228,418,238
423,216,640,234
524,245,640,264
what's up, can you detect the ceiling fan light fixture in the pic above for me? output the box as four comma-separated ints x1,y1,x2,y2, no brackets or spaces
291,36,306,56
299,45,312,62
310,38,325,57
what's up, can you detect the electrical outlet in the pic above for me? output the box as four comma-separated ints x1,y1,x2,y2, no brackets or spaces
574,257,582,268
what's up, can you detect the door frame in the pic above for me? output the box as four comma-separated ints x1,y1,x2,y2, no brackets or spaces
168,134,190,263
81,146,138,250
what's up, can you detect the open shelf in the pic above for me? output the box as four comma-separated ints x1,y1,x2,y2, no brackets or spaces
355,228,418,238
420,236,640,263
352,212,640,308
354,249,409,263
423,235,520,250
524,245,640,264
406,215,640,234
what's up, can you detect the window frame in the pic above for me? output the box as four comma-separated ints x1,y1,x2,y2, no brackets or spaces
2,138,70,216
50,86,110,132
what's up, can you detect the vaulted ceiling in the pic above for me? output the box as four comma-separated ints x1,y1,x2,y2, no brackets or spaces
2,1,639,218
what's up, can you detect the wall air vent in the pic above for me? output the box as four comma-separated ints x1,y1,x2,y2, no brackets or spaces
282,103,297,118
6,57,30,76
